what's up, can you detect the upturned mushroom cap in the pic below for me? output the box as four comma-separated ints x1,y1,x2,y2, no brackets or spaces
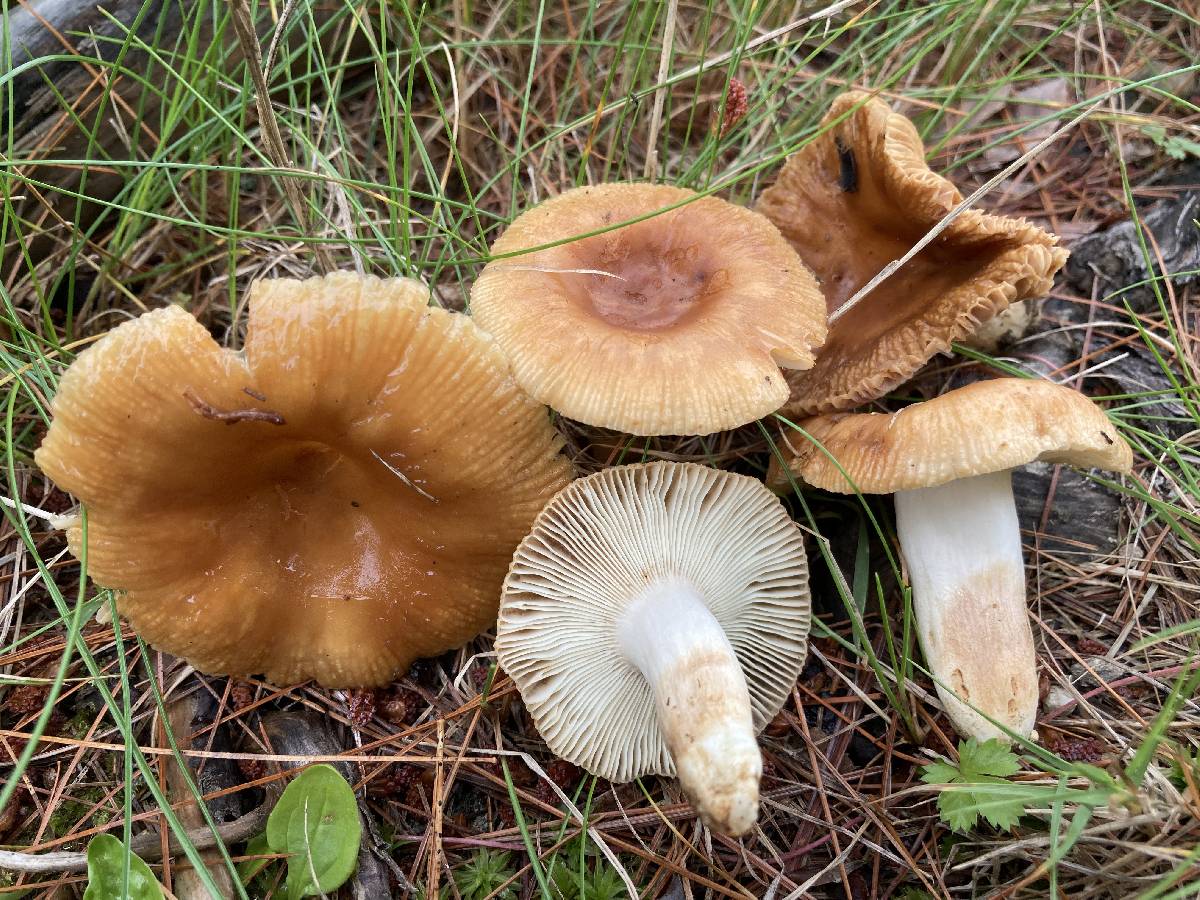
470,183,827,436
495,461,810,783
756,91,1068,416
769,378,1133,493
35,272,572,687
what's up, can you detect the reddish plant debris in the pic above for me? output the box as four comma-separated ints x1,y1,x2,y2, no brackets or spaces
508,757,537,789
39,486,75,516
380,687,424,726
496,801,517,829
229,681,255,710
546,758,581,788
238,756,268,782
470,662,492,689
0,738,25,766
765,710,792,737
533,780,559,807
718,78,749,137
1076,636,1109,656
1114,680,1152,702
0,787,27,840
476,759,503,781
367,763,419,798
534,758,582,805
1043,732,1106,762
5,683,50,717
396,766,436,810
761,755,781,780
346,688,377,728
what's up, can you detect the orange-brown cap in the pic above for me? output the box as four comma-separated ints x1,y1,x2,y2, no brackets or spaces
769,378,1132,494
470,183,827,436
756,91,1068,416
35,272,573,687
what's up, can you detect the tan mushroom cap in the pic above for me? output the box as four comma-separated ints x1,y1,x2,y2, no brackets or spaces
756,91,1068,416
470,183,827,436
35,272,572,687
495,461,810,783
770,378,1133,494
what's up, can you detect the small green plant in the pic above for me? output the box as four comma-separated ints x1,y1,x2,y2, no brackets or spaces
83,834,164,900
921,738,1026,832
1167,745,1200,793
580,864,627,900
266,763,361,899
447,848,518,899
547,837,631,900
1141,124,1200,161
237,832,275,888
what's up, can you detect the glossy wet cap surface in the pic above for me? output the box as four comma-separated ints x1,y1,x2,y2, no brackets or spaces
35,272,573,687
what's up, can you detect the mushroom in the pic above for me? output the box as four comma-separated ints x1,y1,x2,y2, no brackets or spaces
35,272,573,687
470,182,827,436
769,378,1132,741
756,90,1068,416
496,461,810,835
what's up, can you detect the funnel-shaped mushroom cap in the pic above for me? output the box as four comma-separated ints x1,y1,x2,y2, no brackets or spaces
770,378,1132,493
35,272,572,687
470,183,827,436
495,461,810,783
756,91,1068,416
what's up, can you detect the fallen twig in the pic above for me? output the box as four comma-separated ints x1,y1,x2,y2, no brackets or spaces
0,796,273,875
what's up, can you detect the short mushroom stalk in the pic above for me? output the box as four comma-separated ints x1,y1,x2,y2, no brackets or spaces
893,470,1038,742
617,576,761,836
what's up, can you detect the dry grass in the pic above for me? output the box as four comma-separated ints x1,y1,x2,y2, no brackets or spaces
1,1,1198,897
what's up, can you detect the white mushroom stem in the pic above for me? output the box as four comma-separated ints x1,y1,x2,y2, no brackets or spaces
616,577,761,835
894,470,1038,742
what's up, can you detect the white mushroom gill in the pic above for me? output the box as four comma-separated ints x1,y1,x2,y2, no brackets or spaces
893,470,1038,742
617,576,760,836
496,462,812,839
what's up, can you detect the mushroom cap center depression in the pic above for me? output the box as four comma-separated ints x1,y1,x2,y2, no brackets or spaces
562,225,731,331
793,144,1014,347
202,429,452,607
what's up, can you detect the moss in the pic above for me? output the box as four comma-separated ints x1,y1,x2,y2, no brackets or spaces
47,786,113,840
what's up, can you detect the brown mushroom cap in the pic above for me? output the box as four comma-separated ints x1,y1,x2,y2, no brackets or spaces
756,91,1068,416
35,272,572,687
769,378,1132,494
470,182,827,436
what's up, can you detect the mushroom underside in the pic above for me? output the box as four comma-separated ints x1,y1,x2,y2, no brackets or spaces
617,576,762,836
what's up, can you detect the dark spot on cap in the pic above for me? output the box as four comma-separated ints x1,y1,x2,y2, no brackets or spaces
835,136,858,193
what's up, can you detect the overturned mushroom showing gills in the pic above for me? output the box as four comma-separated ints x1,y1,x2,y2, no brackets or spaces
756,91,1068,415
35,272,572,687
496,461,810,835
470,182,827,436
771,378,1133,740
